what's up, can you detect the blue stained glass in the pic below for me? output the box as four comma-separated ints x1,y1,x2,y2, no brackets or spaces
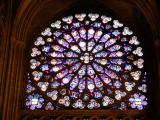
26,13,147,110
112,30,120,36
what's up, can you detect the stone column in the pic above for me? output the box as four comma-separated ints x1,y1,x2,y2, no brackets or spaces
2,39,24,120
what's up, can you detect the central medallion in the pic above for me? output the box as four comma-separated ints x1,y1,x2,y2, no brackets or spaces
80,53,93,64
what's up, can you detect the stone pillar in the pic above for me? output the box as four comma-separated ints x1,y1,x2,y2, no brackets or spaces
2,39,24,120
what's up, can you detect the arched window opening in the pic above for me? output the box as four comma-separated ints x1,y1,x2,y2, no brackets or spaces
25,13,147,110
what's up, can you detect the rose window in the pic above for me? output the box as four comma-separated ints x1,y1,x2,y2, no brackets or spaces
25,13,147,110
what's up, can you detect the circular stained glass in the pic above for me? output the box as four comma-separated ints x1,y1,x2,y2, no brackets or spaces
25,13,147,110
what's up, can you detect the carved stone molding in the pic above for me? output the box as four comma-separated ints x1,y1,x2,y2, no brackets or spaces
11,0,160,49
2,42,24,120
21,110,149,120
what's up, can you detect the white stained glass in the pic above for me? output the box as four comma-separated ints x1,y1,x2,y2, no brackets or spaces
26,13,147,110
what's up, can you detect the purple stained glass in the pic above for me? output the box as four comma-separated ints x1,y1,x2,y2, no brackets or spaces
25,13,147,110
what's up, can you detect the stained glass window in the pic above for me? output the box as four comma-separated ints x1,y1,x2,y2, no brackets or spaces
25,13,147,110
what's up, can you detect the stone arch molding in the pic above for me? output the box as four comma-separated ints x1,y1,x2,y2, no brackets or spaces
12,0,160,46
